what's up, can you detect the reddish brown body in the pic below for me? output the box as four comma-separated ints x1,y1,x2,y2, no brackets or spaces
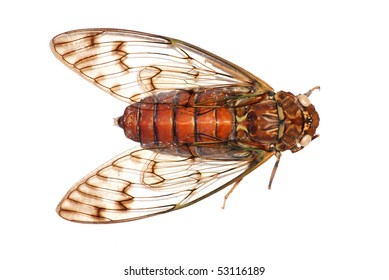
119,91,234,147
118,88,319,157
119,90,233,146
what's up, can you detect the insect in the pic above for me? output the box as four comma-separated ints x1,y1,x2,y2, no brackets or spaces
51,29,320,223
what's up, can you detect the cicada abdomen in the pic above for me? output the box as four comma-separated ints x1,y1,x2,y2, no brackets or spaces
118,90,231,152
51,28,320,223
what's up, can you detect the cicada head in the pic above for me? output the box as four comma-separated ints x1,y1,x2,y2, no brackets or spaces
275,88,320,153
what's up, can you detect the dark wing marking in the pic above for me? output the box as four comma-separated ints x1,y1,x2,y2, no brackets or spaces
50,28,273,103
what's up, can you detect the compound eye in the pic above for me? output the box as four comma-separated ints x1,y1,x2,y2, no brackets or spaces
298,94,311,107
299,134,312,147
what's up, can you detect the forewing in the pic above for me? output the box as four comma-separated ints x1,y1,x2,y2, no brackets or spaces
50,28,273,103
57,146,273,223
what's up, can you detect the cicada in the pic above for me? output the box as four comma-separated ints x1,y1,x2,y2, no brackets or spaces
51,29,320,223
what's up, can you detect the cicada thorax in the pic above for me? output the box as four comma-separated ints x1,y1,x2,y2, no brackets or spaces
234,93,279,151
226,90,319,153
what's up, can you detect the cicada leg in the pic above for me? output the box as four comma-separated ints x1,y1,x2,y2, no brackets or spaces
222,178,243,209
268,151,282,190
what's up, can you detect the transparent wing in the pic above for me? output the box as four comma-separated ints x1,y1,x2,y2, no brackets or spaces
50,28,273,103
57,146,273,223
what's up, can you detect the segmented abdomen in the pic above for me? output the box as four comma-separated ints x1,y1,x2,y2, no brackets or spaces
119,90,235,148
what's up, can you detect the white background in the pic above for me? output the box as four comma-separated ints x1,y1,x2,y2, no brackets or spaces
2,0,389,279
